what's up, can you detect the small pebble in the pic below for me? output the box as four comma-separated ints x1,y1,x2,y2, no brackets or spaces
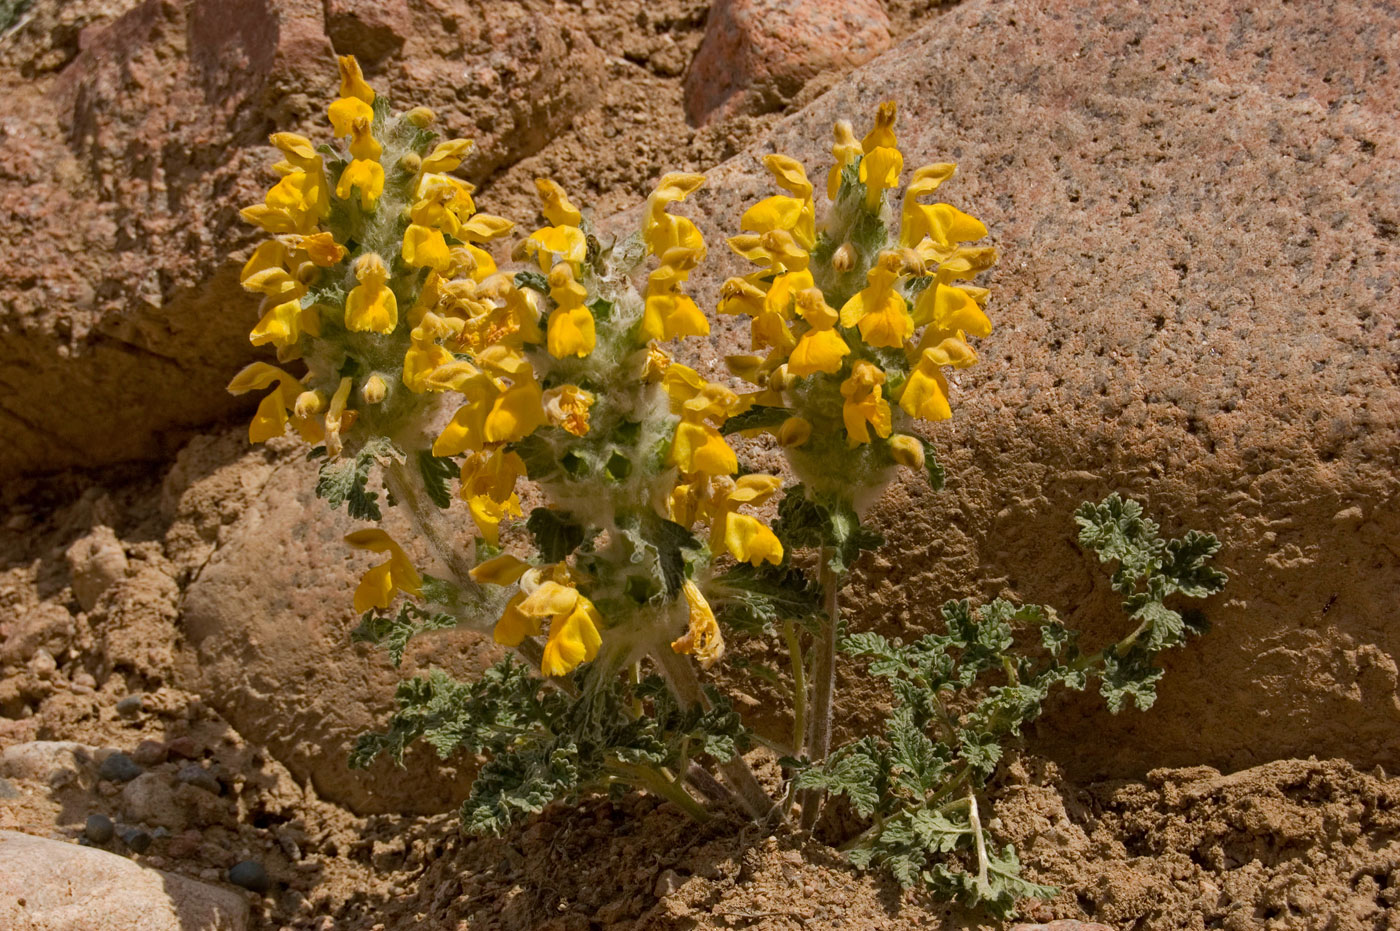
653,868,685,897
229,860,270,895
115,694,144,717
98,752,142,783
131,740,167,766
165,736,198,759
168,829,202,859
84,813,115,844
120,827,152,854
0,777,20,800
72,672,97,690
176,763,222,795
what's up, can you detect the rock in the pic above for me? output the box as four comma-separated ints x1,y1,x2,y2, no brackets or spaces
114,694,144,717
122,773,186,831
227,860,270,895
656,0,1400,778
84,814,115,844
0,777,19,799
175,764,222,797
0,741,93,784
0,0,601,482
684,0,891,125
168,829,203,859
653,868,686,897
175,440,497,814
164,736,199,760
65,527,128,613
120,827,153,854
131,740,168,767
98,752,141,784
0,603,76,666
0,830,247,930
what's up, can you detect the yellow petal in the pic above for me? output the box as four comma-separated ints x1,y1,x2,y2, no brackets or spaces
335,158,384,209
898,357,953,422
493,592,540,647
672,580,725,669
402,224,452,272
328,96,374,137
353,561,395,614
722,514,783,567
541,598,603,676
484,380,545,444
670,422,737,477
787,328,850,376
344,281,398,334
433,402,491,456
535,178,582,227
518,581,579,618
469,554,531,586
421,138,473,174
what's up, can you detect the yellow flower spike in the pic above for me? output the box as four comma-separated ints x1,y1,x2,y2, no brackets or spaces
890,434,926,470
344,529,422,615
839,252,913,349
545,263,595,358
722,513,784,567
778,415,813,447
859,101,904,209
329,55,375,137
420,138,473,174
840,360,893,446
829,119,863,202
535,178,583,227
670,422,738,477
335,118,384,209
542,385,596,436
643,172,706,257
672,580,725,669
788,288,850,376
323,376,357,458
344,253,398,333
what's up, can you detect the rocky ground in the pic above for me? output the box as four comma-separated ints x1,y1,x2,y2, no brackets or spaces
2,0,1399,928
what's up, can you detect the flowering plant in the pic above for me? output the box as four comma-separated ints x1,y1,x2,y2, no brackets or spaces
230,58,1226,915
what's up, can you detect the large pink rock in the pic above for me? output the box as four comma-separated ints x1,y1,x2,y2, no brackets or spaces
684,0,892,125
0,0,601,482
658,0,1400,779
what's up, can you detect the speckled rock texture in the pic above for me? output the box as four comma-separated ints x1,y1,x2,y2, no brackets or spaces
170,431,495,814
0,829,249,931
663,0,1400,779
0,0,601,482
684,0,892,124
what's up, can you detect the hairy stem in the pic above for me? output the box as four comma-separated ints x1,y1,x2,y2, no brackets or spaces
783,619,807,764
608,761,710,824
383,459,479,591
967,789,990,891
655,647,776,823
799,546,841,830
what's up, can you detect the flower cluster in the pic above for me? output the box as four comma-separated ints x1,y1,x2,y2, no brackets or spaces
227,56,784,682
721,102,996,499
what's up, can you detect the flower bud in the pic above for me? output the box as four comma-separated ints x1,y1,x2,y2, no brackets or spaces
397,152,422,174
832,242,857,272
890,434,925,470
777,416,812,448
293,390,326,420
361,373,388,405
404,106,436,127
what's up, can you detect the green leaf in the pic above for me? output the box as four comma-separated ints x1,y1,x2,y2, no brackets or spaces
1100,649,1163,713
510,433,558,481
1161,530,1228,598
315,449,380,520
720,405,790,436
774,485,883,574
794,741,881,817
514,269,549,293
918,437,946,491
643,513,702,597
710,563,822,636
351,603,457,667
526,509,588,563
418,451,457,509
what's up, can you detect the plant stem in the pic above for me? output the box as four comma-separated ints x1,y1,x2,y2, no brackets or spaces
783,619,806,763
967,789,990,891
655,647,777,823
608,762,710,824
799,546,841,831
383,460,478,590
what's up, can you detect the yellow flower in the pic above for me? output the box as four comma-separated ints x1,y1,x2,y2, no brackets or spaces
535,178,582,227
240,247,319,349
521,178,586,271
416,172,478,225
469,553,531,586
741,154,816,249
723,513,784,567
911,279,992,345
898,336,978,423
642,246,709,341
542,385,596,436
401,313,457,393
672,580,724,669
457,214,515,281
323,375,358,458
478,347,546,444
459,447,526,545
335,118,384,209
701,474,784,566
546,263,595,358
328,56,375,137
643,173,706,257
839,252,912,349
840,360,892,446
829,119,863,202
859,101,903,208
517,581,603,677
420,138,473,174
344,529,422,614
344,253,398,333
402,223,451,273
777,415,812,447
227,362,312,444
432,367,498,456
491,592,540,647
670,421,738,477
787,288,849,376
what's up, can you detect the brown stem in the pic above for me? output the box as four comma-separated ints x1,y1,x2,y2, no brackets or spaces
799,546,840,831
